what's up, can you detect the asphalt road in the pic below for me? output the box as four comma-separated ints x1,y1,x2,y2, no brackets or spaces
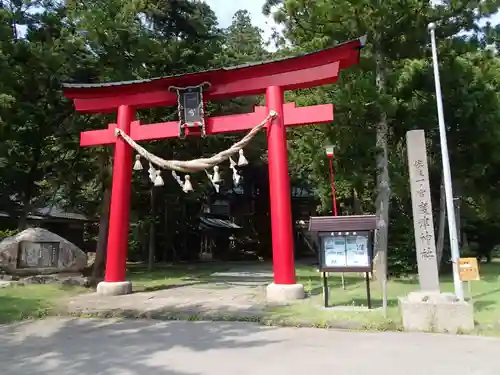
1,318,498,375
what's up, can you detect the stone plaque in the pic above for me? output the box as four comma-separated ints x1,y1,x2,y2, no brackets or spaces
17,241,60,269
406,130,440,292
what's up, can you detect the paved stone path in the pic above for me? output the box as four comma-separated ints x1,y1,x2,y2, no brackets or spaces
1,318,499,375
66,264,275,317
67,283,267,317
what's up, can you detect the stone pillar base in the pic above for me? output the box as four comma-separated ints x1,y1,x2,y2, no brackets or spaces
266,282,305,302
399,291,474,334
96,281,132,296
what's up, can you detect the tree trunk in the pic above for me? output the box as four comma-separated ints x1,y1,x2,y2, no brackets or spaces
163,198,177,262
373,58,390,263
462,232,468,248
454,196,461,247
436,176,446,267
352,188,363,214
17,204,30,231
373,46,390,315
18,142,43,230
92,187,111,280
148,188,156,271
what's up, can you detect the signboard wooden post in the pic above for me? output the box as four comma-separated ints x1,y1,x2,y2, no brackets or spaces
458,257,480,304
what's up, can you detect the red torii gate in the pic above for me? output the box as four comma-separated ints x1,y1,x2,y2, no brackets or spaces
62,36,365,300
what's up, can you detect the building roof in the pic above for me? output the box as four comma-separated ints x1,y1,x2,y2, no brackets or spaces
36,206,89,221
199,215,241,231
0,206,90,222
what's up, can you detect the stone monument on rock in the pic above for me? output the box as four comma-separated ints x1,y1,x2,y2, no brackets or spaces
399,130,474,333
0,227,87,277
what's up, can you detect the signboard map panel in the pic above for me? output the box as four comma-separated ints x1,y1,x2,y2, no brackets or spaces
319,231,372,272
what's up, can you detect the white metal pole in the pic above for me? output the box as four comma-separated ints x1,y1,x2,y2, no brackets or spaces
428,22,464,301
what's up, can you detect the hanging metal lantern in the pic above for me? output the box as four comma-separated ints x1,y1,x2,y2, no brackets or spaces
169,82,211,138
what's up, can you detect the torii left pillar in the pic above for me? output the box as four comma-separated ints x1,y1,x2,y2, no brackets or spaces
96,105,135,295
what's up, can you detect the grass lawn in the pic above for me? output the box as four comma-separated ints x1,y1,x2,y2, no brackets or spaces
263,262,500,334
122,260,500,335
0,284,87,324
0,260,499,335
0,262,232,324
127,262,233,292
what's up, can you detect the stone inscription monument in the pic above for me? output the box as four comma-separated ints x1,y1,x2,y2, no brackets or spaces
18,241,60,268
399,130,473,334
0,227,87,276
406,129,440,292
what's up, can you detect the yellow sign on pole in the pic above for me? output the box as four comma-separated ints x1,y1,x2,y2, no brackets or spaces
458,257,480,281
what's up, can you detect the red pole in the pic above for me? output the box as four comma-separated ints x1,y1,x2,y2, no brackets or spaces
104,105,134,282
266,85,296,285
328,156,338,216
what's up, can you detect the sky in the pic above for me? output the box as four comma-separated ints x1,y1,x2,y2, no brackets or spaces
203,0,278,43
204,0,500,42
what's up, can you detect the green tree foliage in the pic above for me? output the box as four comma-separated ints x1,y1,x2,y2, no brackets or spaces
1,0,500,274
264,0,500,273
0,1,96,227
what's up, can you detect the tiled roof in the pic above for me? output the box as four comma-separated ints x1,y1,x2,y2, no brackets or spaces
199,215,241,230
0,206,89,222
36,207,89,221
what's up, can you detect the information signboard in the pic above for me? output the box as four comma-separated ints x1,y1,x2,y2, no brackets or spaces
458,257,480,304
319,231,372,272
323,236,346,267
309,215,377,309
458,257,480,281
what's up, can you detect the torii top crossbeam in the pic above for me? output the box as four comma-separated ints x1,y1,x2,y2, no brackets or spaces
62,36,365,113
61,36,365,298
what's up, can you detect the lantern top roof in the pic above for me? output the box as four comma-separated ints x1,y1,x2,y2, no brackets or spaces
62,36,366,113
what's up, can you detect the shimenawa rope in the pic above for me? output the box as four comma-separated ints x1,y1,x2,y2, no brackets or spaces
115,110,277,173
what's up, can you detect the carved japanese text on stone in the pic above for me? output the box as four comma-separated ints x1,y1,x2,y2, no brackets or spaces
17,241,60,269
406,130,440,292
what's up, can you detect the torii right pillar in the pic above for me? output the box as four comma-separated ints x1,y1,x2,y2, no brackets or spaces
265,85,304,301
